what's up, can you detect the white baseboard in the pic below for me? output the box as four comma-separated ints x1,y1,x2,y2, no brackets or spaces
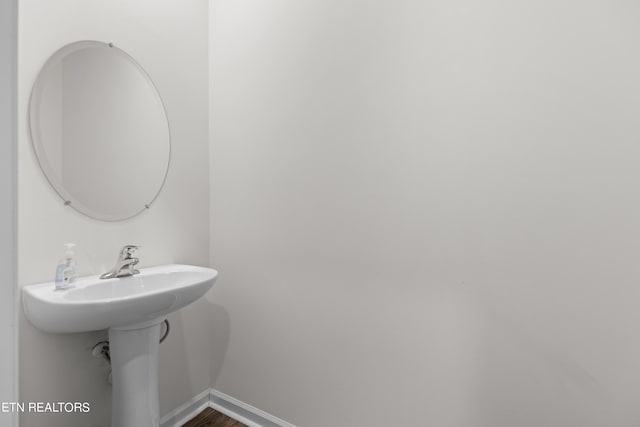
160,389,211,427
160,388,296,427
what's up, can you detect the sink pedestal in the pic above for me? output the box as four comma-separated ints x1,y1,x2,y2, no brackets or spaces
109,319,163,427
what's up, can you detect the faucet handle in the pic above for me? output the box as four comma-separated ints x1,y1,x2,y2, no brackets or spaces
119,245,139,259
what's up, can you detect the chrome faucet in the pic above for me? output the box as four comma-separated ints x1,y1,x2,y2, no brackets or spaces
100,245,140,279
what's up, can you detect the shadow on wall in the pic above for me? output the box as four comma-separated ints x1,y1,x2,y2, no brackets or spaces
359,281,609,427
159,295,230,411
463,284,609,427
19,305,112,427
208,303,231,385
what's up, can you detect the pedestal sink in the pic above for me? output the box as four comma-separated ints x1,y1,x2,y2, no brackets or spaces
22,264,218,427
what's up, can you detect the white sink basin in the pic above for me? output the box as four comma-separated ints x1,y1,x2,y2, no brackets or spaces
23,264,218,333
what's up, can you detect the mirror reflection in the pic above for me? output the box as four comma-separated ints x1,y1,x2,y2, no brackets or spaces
29,41,170,221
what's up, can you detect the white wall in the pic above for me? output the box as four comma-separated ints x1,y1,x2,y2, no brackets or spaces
210,1,640,426
19,1,210,426
0,1,18,426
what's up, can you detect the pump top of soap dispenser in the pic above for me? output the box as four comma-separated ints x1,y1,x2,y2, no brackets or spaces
64,243,76,257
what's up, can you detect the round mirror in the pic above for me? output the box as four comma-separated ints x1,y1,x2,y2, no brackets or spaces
29,41,170,221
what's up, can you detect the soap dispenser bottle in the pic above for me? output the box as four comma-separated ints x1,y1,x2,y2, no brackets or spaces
55,243,78,290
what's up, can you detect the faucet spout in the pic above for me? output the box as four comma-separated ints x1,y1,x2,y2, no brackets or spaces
100,245,141,279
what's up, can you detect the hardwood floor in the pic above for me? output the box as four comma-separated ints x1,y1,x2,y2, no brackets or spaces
182,407,248,427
